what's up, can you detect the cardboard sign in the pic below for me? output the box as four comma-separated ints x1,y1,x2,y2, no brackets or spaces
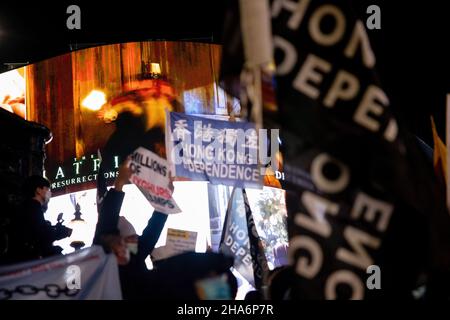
165,228,197,255
152,228,197,261
130,147,181,214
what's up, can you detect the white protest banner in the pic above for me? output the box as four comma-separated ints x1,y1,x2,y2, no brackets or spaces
0,246,121,300
152,228,197,261
129,147,181,214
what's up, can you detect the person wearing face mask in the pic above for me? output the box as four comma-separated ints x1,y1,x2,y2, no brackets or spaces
94,159,236,300
4,175,72,264
93,158,169,299
117,216,139,256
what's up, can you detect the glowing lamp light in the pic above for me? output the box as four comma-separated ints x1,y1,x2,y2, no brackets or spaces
150,63,161,75
81,90,106,111
69,203,88,251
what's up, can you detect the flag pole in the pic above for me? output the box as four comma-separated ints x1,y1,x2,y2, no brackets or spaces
239,0,271,131
218,187,237,250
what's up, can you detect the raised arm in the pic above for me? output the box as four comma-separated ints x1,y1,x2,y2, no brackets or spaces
93,158,132,245
137,210,168,261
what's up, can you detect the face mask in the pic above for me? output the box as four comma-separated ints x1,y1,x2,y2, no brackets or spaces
127,242,138,255
120,247,130,265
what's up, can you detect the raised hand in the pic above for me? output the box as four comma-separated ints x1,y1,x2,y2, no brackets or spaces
114,157,133,191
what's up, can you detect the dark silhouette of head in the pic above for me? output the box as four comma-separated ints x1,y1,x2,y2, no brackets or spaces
22,175,51,199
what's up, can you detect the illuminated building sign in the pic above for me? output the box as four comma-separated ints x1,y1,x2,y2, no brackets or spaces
48,154,120,191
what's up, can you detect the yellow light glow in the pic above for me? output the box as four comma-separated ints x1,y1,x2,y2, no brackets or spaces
81,90,106,111
151,63,161,75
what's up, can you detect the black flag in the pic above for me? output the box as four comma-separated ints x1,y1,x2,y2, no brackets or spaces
219,187,269,293
220,0,450,299
242,188,270,292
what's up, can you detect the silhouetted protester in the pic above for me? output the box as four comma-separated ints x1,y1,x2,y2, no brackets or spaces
93,158,169,299
226,270,238,300
152,251,235,300
5,176,72,264
94,159,237,299
244,290,261,301
268,266,294,300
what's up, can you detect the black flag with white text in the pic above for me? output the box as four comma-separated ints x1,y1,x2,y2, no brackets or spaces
220,0,450,299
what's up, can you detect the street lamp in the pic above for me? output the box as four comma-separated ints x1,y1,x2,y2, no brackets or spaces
69,202,87,251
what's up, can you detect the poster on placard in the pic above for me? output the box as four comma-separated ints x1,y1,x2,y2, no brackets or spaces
152,228,197,261
165,228,197,255
166,112,264,189
129,147,181,214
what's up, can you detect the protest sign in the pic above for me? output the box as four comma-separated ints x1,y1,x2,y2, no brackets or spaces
152,228,197,261
166,112,264,189
129,147,181,214
165,228,198,255
0,246,121,300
